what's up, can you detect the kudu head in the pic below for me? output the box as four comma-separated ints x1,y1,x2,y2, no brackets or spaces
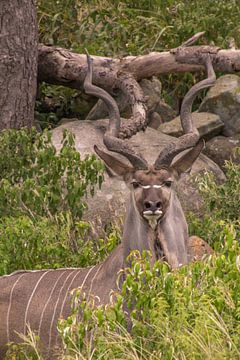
84,53,216,267
93,140,205,231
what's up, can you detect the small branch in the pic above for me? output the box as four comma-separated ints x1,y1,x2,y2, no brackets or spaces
180,32,205,47
115,72,147,139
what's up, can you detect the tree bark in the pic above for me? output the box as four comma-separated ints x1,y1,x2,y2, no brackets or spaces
0,0,38,130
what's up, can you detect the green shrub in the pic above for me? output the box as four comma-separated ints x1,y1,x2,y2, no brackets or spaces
0,214,120,276
0,128,103,220
7,224,240,358
189,156,240,247
0,128,108,275
58,224,240,359
38,0,240,55
198,159,240,223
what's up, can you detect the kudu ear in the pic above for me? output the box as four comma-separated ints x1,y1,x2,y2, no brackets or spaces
94,145,134,177
170,139,204,177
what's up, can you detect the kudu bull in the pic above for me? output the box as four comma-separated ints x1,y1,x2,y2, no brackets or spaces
0,54,216,358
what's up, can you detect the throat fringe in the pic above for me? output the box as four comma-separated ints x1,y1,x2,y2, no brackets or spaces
154,227,164,260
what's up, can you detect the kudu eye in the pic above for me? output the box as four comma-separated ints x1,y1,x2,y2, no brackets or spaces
164,180,172,188
131,181,140,189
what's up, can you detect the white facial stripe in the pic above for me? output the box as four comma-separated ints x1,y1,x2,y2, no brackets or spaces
132,180,172,189
141,185,151,189
140,184,164,189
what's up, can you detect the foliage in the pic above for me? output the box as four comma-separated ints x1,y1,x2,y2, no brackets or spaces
8,156,240,359
188,155,240,247
6,326,42,360
0,128,103,220
0,128,109,275
58,225,240,360
37,0,80,48
37,0,240,125
198,159,240,223
38,0,240,55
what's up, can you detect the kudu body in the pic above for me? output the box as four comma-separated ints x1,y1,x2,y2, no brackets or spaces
0,54,216,359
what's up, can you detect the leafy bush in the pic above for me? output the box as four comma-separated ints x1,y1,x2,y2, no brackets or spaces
6,225,240,358
0,128,103,220
0,128,108,275
58,224,240,359
189,155,240,247
38,0,240,55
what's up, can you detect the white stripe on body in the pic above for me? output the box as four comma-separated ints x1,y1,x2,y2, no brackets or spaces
38,270,67,337
58,266,95,319
48,269,83,350
48,269,76,349
6,273,26,342
1,266,86,279
87,263,104,302
54,265,96,348
24,270,51,335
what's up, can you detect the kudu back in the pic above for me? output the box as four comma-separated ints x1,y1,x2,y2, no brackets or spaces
0,54,215,358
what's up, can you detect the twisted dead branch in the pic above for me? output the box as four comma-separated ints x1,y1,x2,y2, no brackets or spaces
38,33,240,137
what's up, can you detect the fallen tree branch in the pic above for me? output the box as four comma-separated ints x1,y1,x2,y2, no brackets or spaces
115,72,148,138
38,37,240,135
38,45,148,138
38,44,240,85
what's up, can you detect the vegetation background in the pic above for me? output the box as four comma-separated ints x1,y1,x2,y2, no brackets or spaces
36,0,240,126
1,0,240,358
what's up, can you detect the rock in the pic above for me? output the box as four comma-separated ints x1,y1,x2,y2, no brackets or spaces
86,99,108,120
52,119,226,234
58,118,75,126
199,74,240,136
148,112,163,129
158,112,224,140
155,100,177,123
140,77,176,123
203,134,240,170
86,77,163,121
140,77,162,108
86,76,176,128
187,236,214,262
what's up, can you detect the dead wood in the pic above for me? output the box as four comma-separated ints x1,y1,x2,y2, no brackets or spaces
38,33,240,136
38,44,240,86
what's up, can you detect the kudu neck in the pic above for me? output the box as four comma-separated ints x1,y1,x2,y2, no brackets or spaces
122,192,158,262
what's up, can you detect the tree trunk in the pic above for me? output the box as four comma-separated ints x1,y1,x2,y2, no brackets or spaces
0,0,38,130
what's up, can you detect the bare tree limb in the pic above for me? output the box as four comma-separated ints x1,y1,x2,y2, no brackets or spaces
115,72,148,138
38,41,240,135
38,44,148,138
38,44,240,85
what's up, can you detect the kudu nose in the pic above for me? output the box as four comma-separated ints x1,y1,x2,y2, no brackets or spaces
144,200,162,212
